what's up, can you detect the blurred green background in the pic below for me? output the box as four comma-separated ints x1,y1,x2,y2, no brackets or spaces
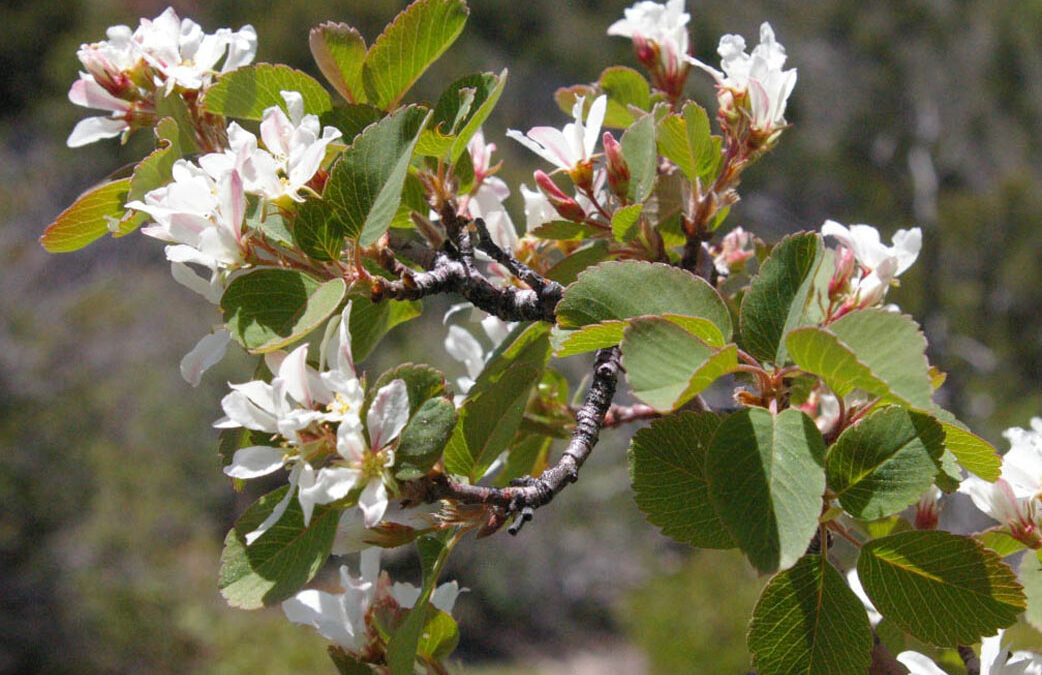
3,1,1042,672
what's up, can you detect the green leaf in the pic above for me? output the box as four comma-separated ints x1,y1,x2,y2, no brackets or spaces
203,63,332,120
554,84,596,119
362,0,470,110
622,318,737,412
218,486,339,609
598,66,651,128
748,555,873,675
977,530,1027,557
416,609,460,661
629,412,733,548
620,113,657,203
544,240,612,285
424,70,507,161
127,99,199,206
221,269,347,353
324,105,431,246
707,408,826,573
346,290,421,362
1020,551,1042,634
857,530,1025,646
552,313,724,358
557,260,732,339
530,220,602,241
786,310,933,409
395,398,457,480
294,198,345,261
826,406,946,519
937,418,1001,482
320,104,385,143
443,323,551,481
656,102,718,184
328,648,375,674
387,602,426,675
740,233,824,365
611,203,643,242
40,178,133,252
309,22,367,103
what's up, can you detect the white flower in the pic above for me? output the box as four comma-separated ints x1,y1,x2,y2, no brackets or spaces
66,7,256,147
1001,418,1042,500
468,177,517,253
336,380,411,527
282,548,380,652
607,0,690,72
896,651,947,675
821,220,922,308
686,22,797,132
898,634,1042,675
127,159,247,272
130,7,257,91
506,95,607,174
202,92,341,202
391,579,463,615
331,502,438,555
444,316,514,401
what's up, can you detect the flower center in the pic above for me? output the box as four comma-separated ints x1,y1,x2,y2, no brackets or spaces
328,392,356,418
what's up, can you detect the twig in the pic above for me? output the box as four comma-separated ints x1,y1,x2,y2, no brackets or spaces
601,403,660,428
401,347,622,533
958,645,980,675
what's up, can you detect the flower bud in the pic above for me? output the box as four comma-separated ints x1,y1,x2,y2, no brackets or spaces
535,170,586,222
602,131,630,198
828,245,855,300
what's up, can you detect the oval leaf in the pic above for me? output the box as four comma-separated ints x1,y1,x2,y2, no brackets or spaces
622,317,737,412
748,555,873,675
740,232,824,365
394,398,457,480
826,406,946,519
629,412,734,549
219,485,339,609
857,530,1025,646
40,178,133,253
309,22,367,103
620,113,657,203
221,269,347,353
786,309,933,409
556,260,732,340
707,408,826,573
362,0,470,110
202,63,332,120
324,105,431,245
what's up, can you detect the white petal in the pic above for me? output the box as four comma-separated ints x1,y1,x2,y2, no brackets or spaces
367,379,411,449
67,116,127,147
391,582,422,609
582,95,607,158
224,446,285,479
282,589,360,651
445,326,485,380
180,329,231,386
245,466,299,544
430,581,463,614
357,479,389,528
896,652,948,675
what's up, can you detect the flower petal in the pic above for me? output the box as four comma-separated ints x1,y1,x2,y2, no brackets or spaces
367,379,411,449
224,446,285,479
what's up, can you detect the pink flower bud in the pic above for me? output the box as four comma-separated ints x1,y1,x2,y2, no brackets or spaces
603,131,630,198
829,245,856,299
535,170,586,222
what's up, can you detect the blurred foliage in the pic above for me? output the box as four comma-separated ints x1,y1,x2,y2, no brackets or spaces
3,0,1042,672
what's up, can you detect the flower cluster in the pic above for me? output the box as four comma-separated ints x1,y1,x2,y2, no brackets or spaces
898,629,1042,674
687,22,797,142
126,90,341,384
218,304,408,542
821,220,922,317
607,0,691,99
68,6,256,147
960,418,1042,547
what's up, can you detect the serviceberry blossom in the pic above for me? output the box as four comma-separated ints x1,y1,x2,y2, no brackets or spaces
898,630,1042,674
712,226,756,275
506,95,607,187
202,91,342,202
282,548,462,655
607,0,690,96
519,183,558,232
821,220,922,311
464,129,517,252
959,418,1042,546
217,304,394,543
67,7,256,147
845,569,881,626
686,22,797,134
